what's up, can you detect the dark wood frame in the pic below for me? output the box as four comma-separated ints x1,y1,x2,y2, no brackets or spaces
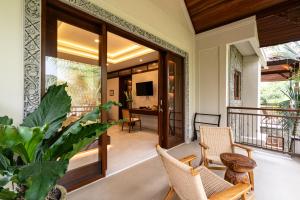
233,70,241,100
159,52,185,148
42,0,186,191
107,60,159,79
42,0,107,191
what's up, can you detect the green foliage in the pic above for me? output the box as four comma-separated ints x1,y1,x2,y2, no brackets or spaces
0,84,119,200
260,81,289,105
0,117,13,126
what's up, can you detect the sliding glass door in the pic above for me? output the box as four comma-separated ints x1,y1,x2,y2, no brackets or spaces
44,2,107,191
159,52,185,148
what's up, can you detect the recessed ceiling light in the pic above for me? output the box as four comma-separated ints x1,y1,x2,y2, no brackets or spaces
94,39,99,43
139,59,143,62
106,63,109,66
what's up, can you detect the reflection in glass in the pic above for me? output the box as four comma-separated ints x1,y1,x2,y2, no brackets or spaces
46,57,101,111
168,58,184,146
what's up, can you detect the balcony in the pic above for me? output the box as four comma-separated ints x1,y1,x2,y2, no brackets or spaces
68,142,300,200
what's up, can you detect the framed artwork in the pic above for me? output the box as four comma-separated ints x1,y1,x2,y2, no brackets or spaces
109,90,114,96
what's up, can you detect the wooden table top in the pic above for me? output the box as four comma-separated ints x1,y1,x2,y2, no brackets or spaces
220,153,257,173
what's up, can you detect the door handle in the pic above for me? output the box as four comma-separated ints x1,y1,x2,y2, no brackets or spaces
159,99,163,112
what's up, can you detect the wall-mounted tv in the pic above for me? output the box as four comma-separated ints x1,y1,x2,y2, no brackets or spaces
136,81,153,96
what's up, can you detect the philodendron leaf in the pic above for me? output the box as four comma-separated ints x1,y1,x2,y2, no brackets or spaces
0,153,10,171
18,160,68,200
100,101,121,111
0,125,22,147
60,122,112,160
0,116,13,125
0,188,17,200
18,126,45,162
21,84,71,139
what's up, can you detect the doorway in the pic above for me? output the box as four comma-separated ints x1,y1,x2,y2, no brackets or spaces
42,0,185,191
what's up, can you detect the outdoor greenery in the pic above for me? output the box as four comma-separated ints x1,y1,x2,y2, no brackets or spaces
260,81,289,105
0,84,119,200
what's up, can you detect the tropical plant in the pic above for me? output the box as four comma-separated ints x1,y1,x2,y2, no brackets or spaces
0,84,119,200
281,80,300,136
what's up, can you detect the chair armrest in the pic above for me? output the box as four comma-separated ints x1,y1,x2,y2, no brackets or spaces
199,142,209,149
179,155,197,166
209,183,251,200
232,143,253,158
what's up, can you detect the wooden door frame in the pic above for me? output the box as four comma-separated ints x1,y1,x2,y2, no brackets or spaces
42,0,108,191
41,0,186,191
159,52,185,148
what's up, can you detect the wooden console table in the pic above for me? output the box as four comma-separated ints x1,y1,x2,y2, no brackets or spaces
129,108,158,116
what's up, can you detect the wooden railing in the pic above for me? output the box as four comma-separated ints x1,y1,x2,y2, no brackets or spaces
227,107,300,155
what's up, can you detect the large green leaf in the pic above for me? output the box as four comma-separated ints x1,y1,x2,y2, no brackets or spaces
21,84,71,139
0,117,13,126
0,154,10,171
45,101,120,160
18,160,68,200
0,125,22,147
18,126,45,162
0,188,17,200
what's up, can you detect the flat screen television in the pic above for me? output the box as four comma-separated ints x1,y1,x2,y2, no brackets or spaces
136,81,153,96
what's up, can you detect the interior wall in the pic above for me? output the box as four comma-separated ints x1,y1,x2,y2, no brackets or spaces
0,0,23,124
195,17,260,126
107,78,119,120
132,70,158,108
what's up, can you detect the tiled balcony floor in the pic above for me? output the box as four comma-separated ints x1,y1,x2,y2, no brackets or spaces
68,142,300,200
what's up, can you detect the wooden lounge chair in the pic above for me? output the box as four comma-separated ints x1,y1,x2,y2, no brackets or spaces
156,145,254,200
199,127,255,189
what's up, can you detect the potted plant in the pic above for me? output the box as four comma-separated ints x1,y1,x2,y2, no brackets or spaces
0,84,119,200
124,91,133,109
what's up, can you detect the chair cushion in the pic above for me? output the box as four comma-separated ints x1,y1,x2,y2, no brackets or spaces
131,118,140,122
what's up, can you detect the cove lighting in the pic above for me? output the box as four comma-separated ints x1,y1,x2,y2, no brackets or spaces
58,46,99,60
107,44,140,58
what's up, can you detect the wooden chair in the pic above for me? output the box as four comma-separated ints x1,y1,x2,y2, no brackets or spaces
156,145,254,200
199,127,255,189
121,109,142,133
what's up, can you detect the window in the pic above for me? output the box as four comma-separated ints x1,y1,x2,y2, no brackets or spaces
234,70,241,100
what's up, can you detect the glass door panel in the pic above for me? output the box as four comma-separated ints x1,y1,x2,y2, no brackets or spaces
159,52,184,148
45,20,102,170
45,4,107,190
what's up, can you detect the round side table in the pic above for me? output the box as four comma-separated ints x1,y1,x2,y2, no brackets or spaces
220,153,257,189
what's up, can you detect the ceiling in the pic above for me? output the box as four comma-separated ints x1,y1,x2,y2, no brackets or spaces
184,0,287,33
256,1,300,47
57,22,158,71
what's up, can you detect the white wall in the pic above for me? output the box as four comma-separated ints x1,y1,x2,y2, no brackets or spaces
195,17,261,126
0,0,23,124
132,70,158,108
242,55,261,108
107,78,119,120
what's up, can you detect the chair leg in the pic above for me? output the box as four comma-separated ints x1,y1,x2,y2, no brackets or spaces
121,123,124,131
129,123,131,133
164,187,175,200
248,171,254,190
241,192,247,200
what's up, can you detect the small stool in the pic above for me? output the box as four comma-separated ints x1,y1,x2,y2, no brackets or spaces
220,153,257,190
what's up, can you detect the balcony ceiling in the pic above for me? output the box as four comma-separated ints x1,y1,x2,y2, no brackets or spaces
184,0,300,47
184,0,286,33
